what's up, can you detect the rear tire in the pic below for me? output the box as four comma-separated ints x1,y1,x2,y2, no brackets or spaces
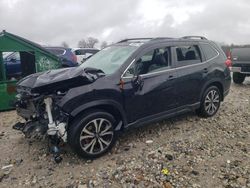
68,110,117,159
196,86,221,118
233,72,245,84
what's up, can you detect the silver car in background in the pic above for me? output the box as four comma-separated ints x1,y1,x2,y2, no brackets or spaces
72,48,99,64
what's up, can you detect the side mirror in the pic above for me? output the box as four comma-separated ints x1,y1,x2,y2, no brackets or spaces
131,74,143,90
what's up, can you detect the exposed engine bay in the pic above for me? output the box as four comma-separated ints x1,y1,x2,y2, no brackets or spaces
14,91,68,163
13,67,102,163
15,92,67,139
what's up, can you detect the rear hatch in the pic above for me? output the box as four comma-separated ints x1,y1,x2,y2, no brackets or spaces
231,48,250,65
231,48,250,72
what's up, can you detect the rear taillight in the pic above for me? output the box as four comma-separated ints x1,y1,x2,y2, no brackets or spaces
225,50,232,68
225,59,232,68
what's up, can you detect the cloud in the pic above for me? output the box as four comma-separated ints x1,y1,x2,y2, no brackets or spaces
0,0,250,47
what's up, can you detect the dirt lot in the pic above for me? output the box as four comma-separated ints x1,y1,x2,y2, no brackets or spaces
0,79,249,188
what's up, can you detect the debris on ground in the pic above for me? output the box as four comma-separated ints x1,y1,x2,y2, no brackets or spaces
0,80,250,187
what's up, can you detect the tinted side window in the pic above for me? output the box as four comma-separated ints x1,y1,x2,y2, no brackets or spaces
125,47,171,76
175,45,202,63
200,43,218,60
74,50,82,55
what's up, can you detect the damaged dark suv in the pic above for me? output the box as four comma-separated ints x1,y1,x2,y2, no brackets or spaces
14,36,231,160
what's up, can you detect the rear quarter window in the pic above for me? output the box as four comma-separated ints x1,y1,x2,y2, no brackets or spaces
174,45,202,67
200,43,218,60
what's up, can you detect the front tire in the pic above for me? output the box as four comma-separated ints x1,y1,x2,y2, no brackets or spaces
233,72,245,84
68,110,117,159
196,86,221,117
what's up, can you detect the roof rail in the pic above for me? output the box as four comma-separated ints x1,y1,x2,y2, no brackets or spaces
117,36,207,44
152,37,175,40
117,38,153,43
181,36,207,40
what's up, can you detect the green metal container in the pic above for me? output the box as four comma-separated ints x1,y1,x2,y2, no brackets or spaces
0,30,62,110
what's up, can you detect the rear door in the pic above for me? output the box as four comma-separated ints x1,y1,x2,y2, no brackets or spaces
121,43,178,123
172,42,207,107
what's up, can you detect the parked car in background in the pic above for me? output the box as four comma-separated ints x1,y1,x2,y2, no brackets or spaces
229,48,250,84
3,52,21,79
72,48,99,64
14,36,231,161
45,47,78,67
0,30,70,111
3,47,78,80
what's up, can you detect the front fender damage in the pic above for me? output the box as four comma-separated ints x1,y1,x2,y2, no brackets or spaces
13,96,69,163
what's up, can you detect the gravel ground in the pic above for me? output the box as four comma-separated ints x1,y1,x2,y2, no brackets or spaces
0,79,249,188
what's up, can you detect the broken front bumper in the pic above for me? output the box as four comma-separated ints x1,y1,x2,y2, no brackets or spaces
13,96,69,163
15,97,69,142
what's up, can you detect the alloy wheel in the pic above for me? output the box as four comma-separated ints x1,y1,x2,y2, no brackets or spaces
204,90,220,115
79,118,114,155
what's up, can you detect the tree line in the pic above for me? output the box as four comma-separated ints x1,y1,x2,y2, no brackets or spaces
62,39,250,54
61,37,109,49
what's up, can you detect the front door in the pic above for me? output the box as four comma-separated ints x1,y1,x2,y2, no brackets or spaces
121,45,178,124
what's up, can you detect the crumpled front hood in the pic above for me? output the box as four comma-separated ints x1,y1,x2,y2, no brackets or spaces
17,67,95,94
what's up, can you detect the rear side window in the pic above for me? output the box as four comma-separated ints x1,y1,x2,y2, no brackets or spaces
74,50,82,55
200,43,218,60
175,45,202,64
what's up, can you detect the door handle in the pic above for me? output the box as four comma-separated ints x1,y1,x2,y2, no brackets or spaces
168,75,175,80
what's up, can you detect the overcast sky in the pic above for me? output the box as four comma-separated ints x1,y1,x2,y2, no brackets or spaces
1,0,250,47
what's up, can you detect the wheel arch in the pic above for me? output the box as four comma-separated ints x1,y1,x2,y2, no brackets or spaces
200,80,224,101
69,100,127,130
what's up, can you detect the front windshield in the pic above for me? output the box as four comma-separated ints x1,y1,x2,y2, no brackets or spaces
80,45,137,74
